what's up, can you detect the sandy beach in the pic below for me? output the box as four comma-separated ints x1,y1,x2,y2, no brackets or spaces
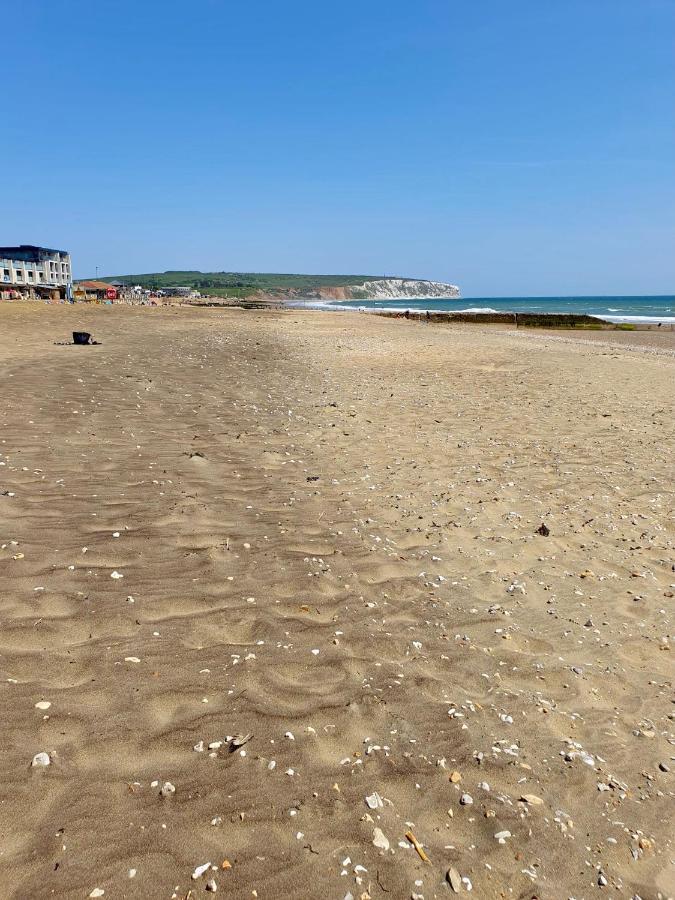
0,303,673,899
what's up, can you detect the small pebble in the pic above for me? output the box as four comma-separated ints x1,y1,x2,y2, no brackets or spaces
446,866,462,892
520,794,544,806
31,752,50,767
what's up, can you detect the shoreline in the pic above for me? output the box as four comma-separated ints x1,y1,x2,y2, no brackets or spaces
4,291,674,328
305,300,675,329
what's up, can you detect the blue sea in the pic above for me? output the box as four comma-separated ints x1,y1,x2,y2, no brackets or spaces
323,295,675,325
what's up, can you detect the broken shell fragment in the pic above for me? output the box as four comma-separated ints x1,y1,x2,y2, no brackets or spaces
229,733,253,751
192,862,211,880
372,827,389,851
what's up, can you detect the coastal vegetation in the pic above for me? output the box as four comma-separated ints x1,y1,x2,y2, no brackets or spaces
99,270,405,298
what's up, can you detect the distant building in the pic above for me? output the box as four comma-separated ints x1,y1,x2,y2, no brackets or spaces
0,245,72,299
73,280,117,302
167,284,199,297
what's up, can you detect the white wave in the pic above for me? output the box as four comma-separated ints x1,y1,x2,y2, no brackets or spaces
321,303,504,314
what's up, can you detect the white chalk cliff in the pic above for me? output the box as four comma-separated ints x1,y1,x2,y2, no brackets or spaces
350,279,460,299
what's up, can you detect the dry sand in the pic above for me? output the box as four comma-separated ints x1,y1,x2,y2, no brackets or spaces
0,303,673,900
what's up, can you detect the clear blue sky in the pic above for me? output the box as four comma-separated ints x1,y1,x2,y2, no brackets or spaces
4,0,674,295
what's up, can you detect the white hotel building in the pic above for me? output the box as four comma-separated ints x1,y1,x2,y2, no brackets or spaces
0,245,72,299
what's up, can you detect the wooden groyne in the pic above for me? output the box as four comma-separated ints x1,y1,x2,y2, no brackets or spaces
372,310,672,330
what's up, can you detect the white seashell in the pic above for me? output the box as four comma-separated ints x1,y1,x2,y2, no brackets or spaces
31,752,50,767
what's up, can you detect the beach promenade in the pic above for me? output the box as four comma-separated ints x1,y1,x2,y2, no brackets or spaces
0,304,673,898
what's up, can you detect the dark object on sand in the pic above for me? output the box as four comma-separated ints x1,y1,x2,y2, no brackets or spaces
53,333,100,346
536,522,551,536
55,331,101,346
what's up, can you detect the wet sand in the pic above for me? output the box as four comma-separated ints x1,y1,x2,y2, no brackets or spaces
1,304,673,899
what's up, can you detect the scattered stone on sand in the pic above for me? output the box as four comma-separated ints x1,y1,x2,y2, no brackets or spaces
31,752,50,767
160,781,176,797
446,867,462,892
372,827,389,851
520,794,544,806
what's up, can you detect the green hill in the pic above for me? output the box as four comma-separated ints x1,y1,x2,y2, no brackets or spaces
97,271,406,298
